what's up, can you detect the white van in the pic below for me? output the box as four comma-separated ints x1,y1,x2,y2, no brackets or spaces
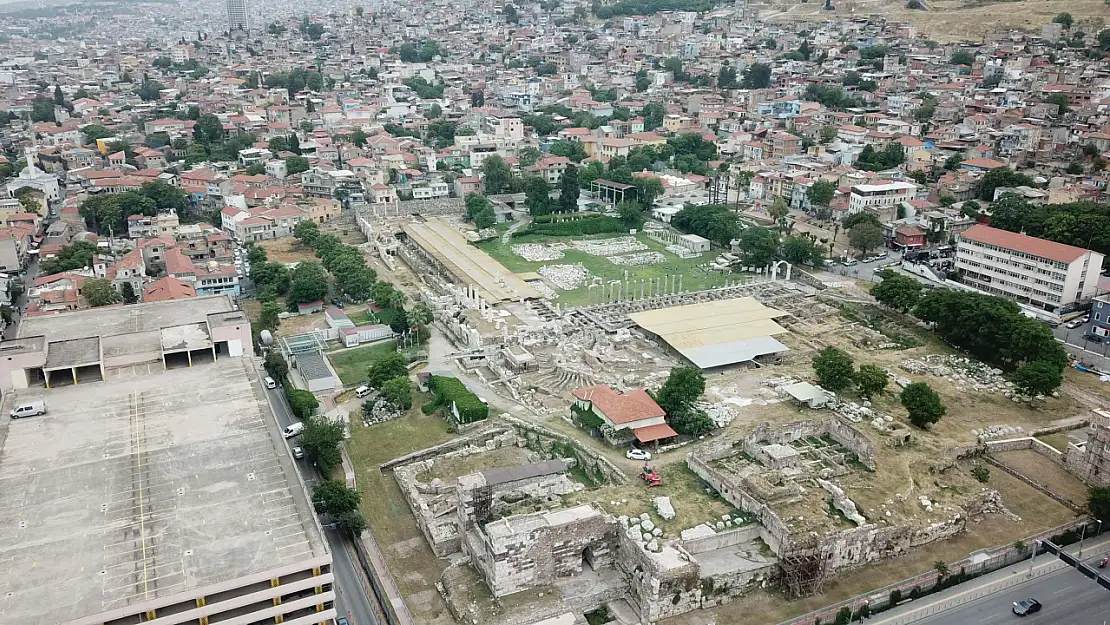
354,385,372,398
264,376,277,389
283,422,305,439
10,400,46,419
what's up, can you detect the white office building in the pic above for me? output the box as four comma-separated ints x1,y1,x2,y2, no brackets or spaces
847,181,916,215
227,0,249,31
955,224,1104,312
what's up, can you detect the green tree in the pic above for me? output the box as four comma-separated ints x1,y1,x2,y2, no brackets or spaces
849,222,883,257
944,153,964,170
635,69,651,91
1053,12,1073,28
855,364,889,399
979,167,1035,200
481,155,513,194
1090,487,1110,523
549,139,588,162
285,155,310,175
285,388,319,419
264,351,289,382
871,270,923,313
39,241,98,275
807,180,836,207
634,177,665,207
288,262,329,304
812,346,855,392
654,366,711,436
83,278,121,307
768,196,790,231
1045,93,1069,115
368,352,408,388
781,235,824,266
523,176,552,216
949,50,974,66
618,200,645,228
559,164,580,212
901,382,945,428
246,163,266,176
473,206,496,229
741,62,772,89
258,301,282,332
518,146,542,166
82,124,115,143
193,113,224,144
406,303,432,328
300,416,343,473
293,220,320,246
381,376,414,410
312,480,361,516
335,509,368,537
738,226,778,267
1012,360,1064,396
120,282,138,304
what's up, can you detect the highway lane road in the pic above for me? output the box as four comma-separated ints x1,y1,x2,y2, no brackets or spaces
911,565,1110,625
265,383,380,625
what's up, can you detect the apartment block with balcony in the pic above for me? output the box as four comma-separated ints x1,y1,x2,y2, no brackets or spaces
848,182,916,217
955,224,1104,312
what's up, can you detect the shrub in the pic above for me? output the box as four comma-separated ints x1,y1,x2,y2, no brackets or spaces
429,375,489,424
285,386,319,419
909,586,922,600
971,464,990,483
834,606,852,625
521,214,628,236
889,588,902,606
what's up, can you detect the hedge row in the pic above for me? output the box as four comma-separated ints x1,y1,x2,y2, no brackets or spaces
533,212,600,223
520,215,627,237
429,375,489,424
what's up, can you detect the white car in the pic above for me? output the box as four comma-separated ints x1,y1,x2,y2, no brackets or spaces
626,448,652,461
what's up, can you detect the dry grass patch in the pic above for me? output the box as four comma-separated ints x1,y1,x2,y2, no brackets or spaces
992,449,1089,507
346,407,456,625
258,237,317,264
418,446,536,483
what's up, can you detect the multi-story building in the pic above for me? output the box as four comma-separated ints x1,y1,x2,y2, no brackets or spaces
127,210,181,239
0,296,334,625
1085,295,1110,341
848,182,916,217
955,225,1104,312
227,0,249,31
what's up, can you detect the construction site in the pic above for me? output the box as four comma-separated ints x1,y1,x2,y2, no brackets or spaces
345,207,1108,625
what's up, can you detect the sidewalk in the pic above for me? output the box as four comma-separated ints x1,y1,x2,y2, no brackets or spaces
867,535,1110,625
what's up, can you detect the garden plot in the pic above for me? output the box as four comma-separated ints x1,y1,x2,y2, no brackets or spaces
511,242,568,262
538,264,590,290
571,236,647,256
610,251,667,266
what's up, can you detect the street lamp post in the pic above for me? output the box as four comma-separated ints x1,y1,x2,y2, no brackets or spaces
1078,519,1102,558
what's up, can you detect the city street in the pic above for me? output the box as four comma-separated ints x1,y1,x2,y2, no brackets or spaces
867,538,1110,625
264,383,381,625
4,255,38,340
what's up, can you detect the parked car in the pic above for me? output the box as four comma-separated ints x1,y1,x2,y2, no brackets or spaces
355,385,373,398
264,376,277,389
1084,334,1105,344
332,298,344,308
336,618,350,625
10,400,46,419
626,448,652,461
1012,598,1041,616
1065,316,1089,329
292,446,305,460
843,259,859,267
283,422,304,439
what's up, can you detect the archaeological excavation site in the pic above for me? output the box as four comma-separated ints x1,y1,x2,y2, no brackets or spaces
340,204,1110,625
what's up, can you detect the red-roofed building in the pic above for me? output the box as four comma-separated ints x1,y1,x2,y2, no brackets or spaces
572,384,676,447
142,276,197,302
956,225,1105,312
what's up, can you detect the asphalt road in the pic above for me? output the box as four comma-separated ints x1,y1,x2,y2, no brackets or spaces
911,565,1110,625
265,384,380,625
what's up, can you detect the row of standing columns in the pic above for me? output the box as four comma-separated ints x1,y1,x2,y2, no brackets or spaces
586,274,684,306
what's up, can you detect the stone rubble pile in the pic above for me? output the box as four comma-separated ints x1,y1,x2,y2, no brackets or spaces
620,513,665,552
610,251,667,266
572,236,647,256
654,496,676,520
900,355,1011,393
966,489,1021,522
835,400,892,425
973,424,1025,442
511,242,566,261
538,264,590,290
700,401,737,428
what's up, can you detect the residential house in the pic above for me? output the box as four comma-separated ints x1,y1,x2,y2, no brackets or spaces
571,384,677,448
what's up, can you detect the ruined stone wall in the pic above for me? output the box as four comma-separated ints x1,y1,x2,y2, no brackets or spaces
680,524,762,555
616,530,702,623
393,459,462,557
822,519,964,572
503,415,627,484
456,471,578,529
380,425,510,470
745,418,875,469
686,450,793,554
697,560,779,612
467,509,622,598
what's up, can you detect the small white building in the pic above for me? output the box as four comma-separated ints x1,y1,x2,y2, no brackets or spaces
678,233,711,254
848,181,916,216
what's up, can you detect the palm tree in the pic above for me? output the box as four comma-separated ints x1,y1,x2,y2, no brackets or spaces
406,303,432,327
386,288,407,312
933,561,949,580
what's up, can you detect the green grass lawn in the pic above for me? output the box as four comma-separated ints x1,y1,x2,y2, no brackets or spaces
352,307,401,327
327,340,397,386
476,231,731,306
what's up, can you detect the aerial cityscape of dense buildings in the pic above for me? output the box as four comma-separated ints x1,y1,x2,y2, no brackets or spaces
1,1,1110,625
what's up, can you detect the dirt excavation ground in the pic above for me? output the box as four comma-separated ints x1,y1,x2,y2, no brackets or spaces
758,0,1109,43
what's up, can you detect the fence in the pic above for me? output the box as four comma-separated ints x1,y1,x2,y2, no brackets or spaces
776,518,1089,625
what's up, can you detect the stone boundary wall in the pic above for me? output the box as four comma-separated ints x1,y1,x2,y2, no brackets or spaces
365,198,466,218
681,524,762,555
501,414,627,484
379,424,508,471
747,418,876,470
687,447,793,554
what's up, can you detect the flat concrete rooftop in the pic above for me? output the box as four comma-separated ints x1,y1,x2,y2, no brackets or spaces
18,295,234,342
0,356,327,625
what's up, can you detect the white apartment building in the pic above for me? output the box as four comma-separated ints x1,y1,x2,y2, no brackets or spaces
480,115,524,141
955,224,1104,312
227,0,249,31
848,181,916,216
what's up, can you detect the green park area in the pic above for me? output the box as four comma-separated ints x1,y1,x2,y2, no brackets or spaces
476,230,733,307
328,340,398,386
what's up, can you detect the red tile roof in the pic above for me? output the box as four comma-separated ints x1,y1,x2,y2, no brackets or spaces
572,384,665,425
143,276,197,302
960,225,1092,263
634,423,679,443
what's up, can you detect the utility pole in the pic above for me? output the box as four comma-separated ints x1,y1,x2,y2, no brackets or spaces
1026,540,1038,578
